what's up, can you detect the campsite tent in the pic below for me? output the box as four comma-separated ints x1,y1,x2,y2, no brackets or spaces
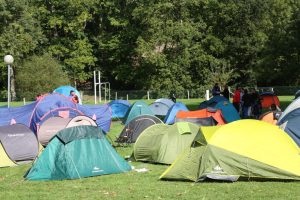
260,92,280,108
149,98,175,116
133,122,199,164
198,96,228,110
160,120,300,182
260,112,277,125
53,85,82,104
25,126,131,181
116,115,163,143
123,101,154,125
109,100,131,118
37,116,97,146
164,102,189,124
0,124,39,167
198,96,240,123
214,101,240,123
295,90,300,99
0,93,111,133
176,109,225,125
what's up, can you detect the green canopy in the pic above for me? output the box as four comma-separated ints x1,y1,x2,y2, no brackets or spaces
133,122,199,164
123,101,154,125
25,126,131,181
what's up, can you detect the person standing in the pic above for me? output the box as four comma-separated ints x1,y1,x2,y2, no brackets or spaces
222,85,230,100
242,89,252,118
212,83,221,96
69,90,79,104
232,86,241,113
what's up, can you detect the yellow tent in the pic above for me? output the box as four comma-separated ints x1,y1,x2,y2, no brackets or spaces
161,120,300,182
0,143,16,167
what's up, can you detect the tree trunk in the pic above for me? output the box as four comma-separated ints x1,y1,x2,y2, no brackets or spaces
10,67,16,101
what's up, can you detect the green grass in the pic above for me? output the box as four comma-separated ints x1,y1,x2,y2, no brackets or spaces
0,96,300,199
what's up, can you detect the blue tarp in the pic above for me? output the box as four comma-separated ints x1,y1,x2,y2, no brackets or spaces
53,85,82,104
109,100,131,118
164,102,189,124
0,93,111,133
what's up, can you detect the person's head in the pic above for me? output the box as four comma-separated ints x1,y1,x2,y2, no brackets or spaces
70,90,75,96
270,104,277,111
214,83,219,87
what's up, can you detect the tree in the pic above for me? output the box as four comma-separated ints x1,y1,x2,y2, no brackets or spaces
16,54,69,100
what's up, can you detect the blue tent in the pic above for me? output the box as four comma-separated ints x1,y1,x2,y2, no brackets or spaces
0,93,112,133
198,96,228,109
0,102,36,126
277,107,300,147
164,102,189,124
54,85,82,104
109,100,131,118
215,101,240,123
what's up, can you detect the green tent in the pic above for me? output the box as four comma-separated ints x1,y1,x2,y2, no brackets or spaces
133,122,199,164
123,101,154,125
25,126,131,181
160,120,300,182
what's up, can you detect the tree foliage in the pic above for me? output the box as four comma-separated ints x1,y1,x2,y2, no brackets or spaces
16,54,69,99
0,0,300,98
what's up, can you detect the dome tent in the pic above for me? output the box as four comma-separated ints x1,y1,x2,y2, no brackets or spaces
109,100,131,118
54,85,82,104
133,122,199,164
164,102,189,125
116,115,163,143
161,120,300,182
149,98,175,116
0,124,39,167
25,126,131,181
123,101,154,125
37,115,97,146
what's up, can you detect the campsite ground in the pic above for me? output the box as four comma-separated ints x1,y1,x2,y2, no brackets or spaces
0,96,299,200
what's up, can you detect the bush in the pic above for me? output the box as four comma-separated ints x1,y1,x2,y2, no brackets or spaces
16,54,69,100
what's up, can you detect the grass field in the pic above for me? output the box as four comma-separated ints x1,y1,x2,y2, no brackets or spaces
0,96,299,199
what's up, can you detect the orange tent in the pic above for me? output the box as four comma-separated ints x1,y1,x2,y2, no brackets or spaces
259,111,277,125
176,109,225,125
260,93,280,108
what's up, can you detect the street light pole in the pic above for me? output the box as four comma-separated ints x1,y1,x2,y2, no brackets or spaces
4,55,14,108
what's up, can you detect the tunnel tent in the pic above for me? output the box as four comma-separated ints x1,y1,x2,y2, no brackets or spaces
149,99,175,116
160,120,300,182
164,102,189,125
0,124,39,167
133,122,199,164
38,116,97,146
116,115,163,143
123,101,155,125
109,100,131,118
53,85,82,104
25,126,132,181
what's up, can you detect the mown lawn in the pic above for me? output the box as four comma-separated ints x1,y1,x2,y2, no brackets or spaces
0,96,299,199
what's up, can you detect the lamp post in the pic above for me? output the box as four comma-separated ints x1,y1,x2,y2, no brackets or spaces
4,55,14,108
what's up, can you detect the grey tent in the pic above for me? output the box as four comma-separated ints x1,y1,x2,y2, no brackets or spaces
149,98,175,116
37,115,97,146
116,115,163,143
175,116,217,126
0,124,39,167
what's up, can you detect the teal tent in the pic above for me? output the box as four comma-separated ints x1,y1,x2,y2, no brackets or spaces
123,101,154,125
25,126,131,181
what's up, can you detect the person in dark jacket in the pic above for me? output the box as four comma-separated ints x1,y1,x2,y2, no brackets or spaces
212,83,221,96
242,89,252,118
222,85,230,100
251,88,262,119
